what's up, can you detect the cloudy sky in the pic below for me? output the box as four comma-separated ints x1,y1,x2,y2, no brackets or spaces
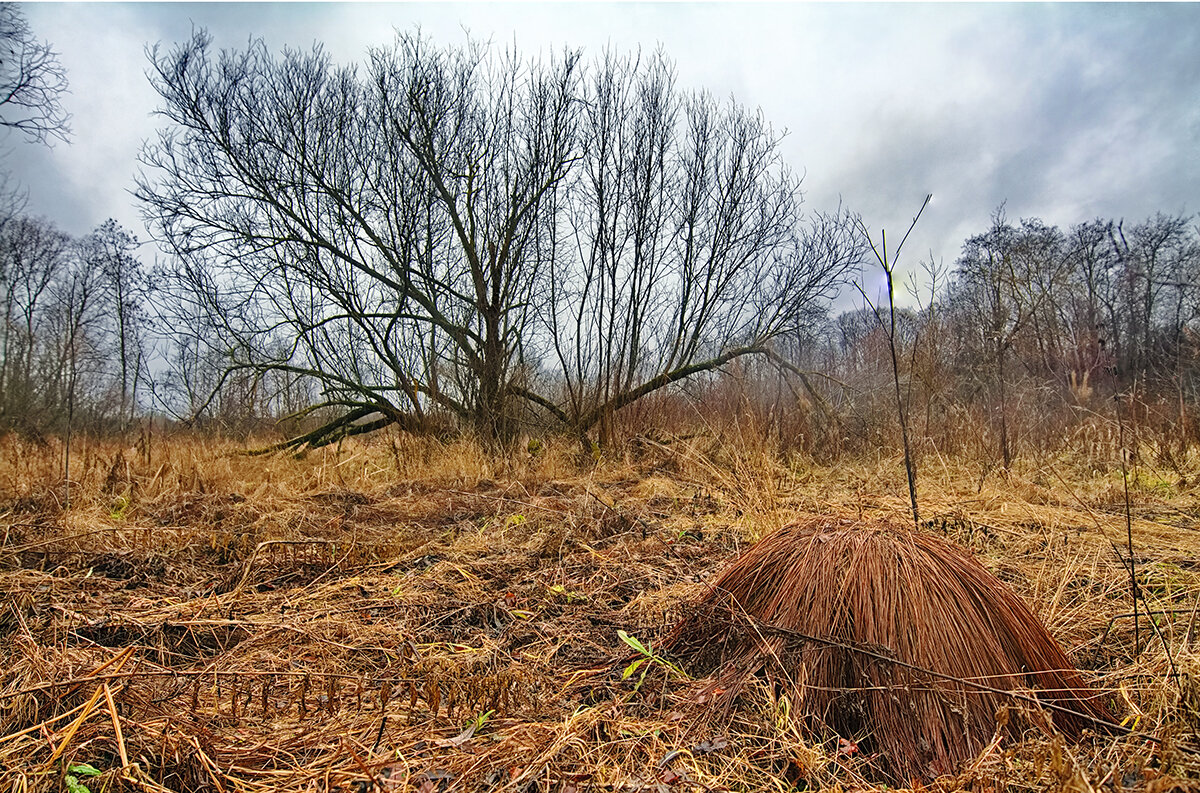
6,2,1199,300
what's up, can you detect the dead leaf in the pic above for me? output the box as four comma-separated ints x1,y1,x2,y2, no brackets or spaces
433,722,478,748
413,769,454,793
693,735,729,754
377,766,406,791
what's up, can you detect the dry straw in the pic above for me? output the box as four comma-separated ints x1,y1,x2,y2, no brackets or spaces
667,515,1117,784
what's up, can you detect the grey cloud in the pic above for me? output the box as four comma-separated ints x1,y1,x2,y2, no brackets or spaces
3,134,96,235
803,2,1199,297
4,2,1197,297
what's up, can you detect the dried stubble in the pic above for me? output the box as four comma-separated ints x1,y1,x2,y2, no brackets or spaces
0,431,1197,791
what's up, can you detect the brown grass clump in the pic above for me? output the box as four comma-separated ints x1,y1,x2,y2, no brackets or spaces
667,516,1117,784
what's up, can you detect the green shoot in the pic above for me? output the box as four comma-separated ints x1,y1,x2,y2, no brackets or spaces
617,630,686,691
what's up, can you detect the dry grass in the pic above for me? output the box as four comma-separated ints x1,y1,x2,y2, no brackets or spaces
667,518,1117,785
0,429,1198,792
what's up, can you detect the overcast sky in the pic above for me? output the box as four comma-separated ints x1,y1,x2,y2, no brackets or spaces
6,2,1199,302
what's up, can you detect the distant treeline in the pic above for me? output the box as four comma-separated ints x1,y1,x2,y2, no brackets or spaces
3,203,1196,460
0,215,150,437
785,209,1200,463
2,26,1197,464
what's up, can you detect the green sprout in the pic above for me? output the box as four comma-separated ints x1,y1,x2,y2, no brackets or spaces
109,495,129,521
617,630,686,691
65,763,102,793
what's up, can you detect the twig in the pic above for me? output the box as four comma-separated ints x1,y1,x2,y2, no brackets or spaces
103,682,131,769
1187,592,1200,646
1094,609,1200,663
40,684,105,771
442,489,570,515
0,525,188,558
0,668,426,702
231,539,338,595
188,735,228,793
1044,465,1181,682
0,700,94,746
1114,392,1141,656
854,194,931,528
343,739,380,789
371,715,388,754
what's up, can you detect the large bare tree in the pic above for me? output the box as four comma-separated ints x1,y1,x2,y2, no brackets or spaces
138,30,861,448
79,219,150,430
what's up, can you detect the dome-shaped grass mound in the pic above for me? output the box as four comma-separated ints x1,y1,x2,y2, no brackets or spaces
666,517,1115,783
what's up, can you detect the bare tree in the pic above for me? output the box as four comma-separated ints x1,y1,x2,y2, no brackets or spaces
138,30,860,449
138,31,585,447
50,238,107,506
0,214,135,440
949,208,1049,468
372,35,583,442
537,49,862,448
1108,213,1197,380
804,207,1200,466
855,195,931,527
0,3,69,145
1064,219,1119,384
0,215,69,430
78,219,149,430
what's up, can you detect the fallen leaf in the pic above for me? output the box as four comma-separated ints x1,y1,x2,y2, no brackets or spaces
414,769,454,793
378,765,406,791
433,722,478,748
693,735,729,754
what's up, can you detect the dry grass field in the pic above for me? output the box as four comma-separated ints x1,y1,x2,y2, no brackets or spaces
1,429,1199,792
